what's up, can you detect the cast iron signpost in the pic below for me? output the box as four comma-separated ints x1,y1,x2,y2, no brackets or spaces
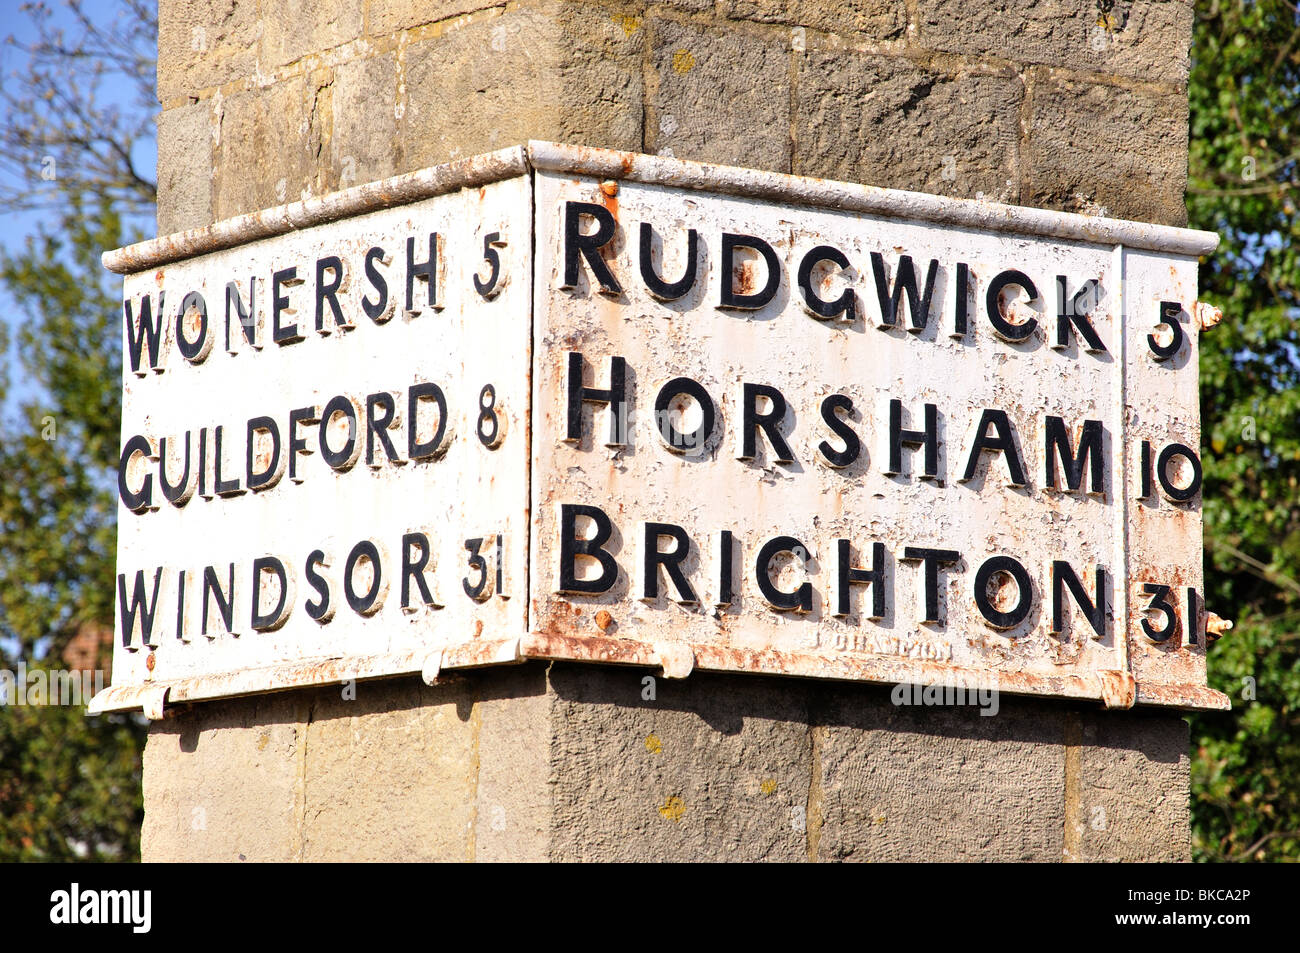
93,143,1228,717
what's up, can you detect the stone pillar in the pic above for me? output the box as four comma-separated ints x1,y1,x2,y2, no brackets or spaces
146,0,1195,861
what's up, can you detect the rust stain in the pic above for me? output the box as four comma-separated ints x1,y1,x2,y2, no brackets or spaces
734,260,757,297
597,181,620,278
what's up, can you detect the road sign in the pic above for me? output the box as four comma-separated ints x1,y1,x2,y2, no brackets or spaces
94,142,1227,715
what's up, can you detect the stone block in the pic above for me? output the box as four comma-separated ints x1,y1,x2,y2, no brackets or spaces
1070,708,1191,861
300,676,478,861
261,0,364,70
156,102,215,234
1024,73,1188,225
142,693,303,861
330,53,399,190
915,0,1193,86
157,0,263,101
399,3,642,172
723,0,907,39
546,664,812,861
646,17,791,172
814,687,1067,861
475,664,553,862
795,50,1022,198
367,0,499,35
213,73,318,219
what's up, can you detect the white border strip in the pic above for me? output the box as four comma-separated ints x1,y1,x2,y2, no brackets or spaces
103,141,1218,274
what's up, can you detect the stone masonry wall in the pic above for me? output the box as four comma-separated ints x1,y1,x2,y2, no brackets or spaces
157,0,1192,234
145,0,1197,861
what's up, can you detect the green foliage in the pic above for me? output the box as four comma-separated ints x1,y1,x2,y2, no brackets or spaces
0,196,145,862
1189,0,1300,862
0,0,154,862
0,665,142,862
0,199,122,654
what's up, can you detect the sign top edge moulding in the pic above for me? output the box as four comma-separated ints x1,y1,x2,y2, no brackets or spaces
102,141,1220,276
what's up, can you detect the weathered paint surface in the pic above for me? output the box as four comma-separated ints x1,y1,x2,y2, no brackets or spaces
529,164,1223,712
97,144,1227,714
103,175,532,710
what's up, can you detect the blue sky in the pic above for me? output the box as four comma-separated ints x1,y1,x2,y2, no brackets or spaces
0,0,157,412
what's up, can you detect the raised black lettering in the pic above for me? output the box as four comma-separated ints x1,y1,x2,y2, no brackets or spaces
871,253,938,331
902,547,960,623
401,532,438,609
974,555,1033,630
304,550,332,622
408,383,449,460
720,233,780,310
250,556,290,631
315,256,346,333
835,540,885,618
986,270,1039,342
225,278,257,350
272,266,305,344
1051,561,1106,639
124,292,166,375
961,409,1027,487
639,222,698,300
1044,416,1104,493
246,416,284,491
202,563,236,636
798,245,856,322
406,233,440,314
566,351,628,447
738,382,794,463
558,503,619,594
756,536,813,612
1054,276,1107,352
365,392,401,467
344,540,385,615
362,246,391,322
642,522,698,603
562,201,622,295
888,400,938,479
117,568,163,648
653,377,715,456
118,434,154,511
818,394,861,468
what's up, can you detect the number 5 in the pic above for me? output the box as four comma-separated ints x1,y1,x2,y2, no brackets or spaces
474,231,507,299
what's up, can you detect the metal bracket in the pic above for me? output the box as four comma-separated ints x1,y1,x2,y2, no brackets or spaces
421,651,445,686
1195,301,1223,330
655,643,695,679
1097,670,1137,710
141,684,169,721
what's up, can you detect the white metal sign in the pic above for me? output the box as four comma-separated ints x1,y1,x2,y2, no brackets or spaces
95,143,1228,714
